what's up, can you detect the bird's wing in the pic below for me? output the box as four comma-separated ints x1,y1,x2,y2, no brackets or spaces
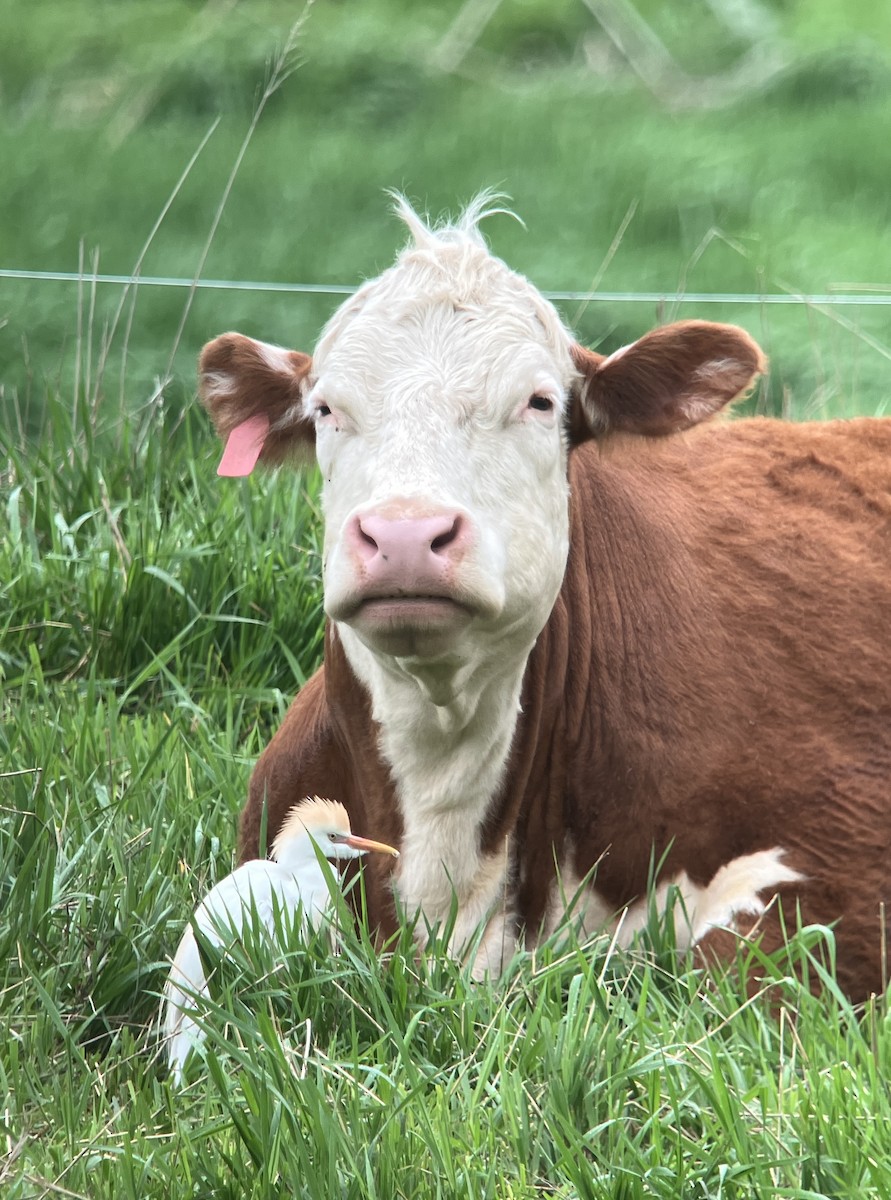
193,861,331,943
162,863,278,1084
193,863,280,940
282,869,336,929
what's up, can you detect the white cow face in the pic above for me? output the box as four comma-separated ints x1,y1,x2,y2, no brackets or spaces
199,197,765,684
305,229,577,669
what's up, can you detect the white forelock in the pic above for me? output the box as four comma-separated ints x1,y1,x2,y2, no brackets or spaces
312,193,571,369
388,189,522,252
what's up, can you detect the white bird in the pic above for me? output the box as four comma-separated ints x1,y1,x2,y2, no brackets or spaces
162,795,398,1084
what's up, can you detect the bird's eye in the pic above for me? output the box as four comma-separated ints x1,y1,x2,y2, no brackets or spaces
528,395,554,413
328,832,338,841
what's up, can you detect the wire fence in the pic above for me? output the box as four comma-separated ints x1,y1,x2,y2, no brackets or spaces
3,267,891,306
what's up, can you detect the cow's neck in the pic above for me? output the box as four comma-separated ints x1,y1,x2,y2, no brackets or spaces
336,622,536,945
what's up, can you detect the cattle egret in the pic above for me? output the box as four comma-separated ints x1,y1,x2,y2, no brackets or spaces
162,795,398,1083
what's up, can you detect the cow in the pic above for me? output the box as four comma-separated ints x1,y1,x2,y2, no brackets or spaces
198,196,891,998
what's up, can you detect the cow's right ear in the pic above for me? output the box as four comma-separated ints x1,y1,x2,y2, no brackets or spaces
198,332,314,474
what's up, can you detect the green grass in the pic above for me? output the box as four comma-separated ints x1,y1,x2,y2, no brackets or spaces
4,637,891,1198
4,2,891,1195
5,633,891,1198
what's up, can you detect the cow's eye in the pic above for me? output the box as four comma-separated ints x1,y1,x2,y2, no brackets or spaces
316,402,332,419
528,395,554,413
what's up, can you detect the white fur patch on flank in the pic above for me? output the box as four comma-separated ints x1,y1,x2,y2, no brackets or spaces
686,847,804,943
543,847,804,952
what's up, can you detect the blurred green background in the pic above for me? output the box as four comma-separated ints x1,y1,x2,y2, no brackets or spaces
2,0,891,431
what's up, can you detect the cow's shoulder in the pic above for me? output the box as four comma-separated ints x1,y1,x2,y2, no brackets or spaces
241,665,345,860
569,415,891,513
678,416,891,532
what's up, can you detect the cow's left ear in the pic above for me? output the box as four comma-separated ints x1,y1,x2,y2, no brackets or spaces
569,320,766,443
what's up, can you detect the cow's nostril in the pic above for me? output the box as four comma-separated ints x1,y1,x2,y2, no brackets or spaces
431,516,461,554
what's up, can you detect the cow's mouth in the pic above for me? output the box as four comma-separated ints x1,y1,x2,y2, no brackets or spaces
335,594,474,652
353,595,471,625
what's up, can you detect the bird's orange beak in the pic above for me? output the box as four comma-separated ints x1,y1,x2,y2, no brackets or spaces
339,834,400,858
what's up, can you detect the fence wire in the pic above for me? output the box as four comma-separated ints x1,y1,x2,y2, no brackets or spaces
2,267,891,306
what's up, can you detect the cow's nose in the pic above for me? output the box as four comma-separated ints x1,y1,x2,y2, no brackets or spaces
347,511,467,577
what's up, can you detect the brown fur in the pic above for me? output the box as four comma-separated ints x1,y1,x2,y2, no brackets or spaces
199,333,314,466
237,403,891,998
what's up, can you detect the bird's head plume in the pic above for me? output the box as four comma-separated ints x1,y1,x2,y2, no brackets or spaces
272,795,400,865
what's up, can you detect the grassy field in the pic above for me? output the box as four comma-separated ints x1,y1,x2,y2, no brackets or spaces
4,0,891,1195
5,394,891,1197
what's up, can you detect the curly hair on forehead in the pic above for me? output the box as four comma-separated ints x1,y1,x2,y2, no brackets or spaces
387,188,521,252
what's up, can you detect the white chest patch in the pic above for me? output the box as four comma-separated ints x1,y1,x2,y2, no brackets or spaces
385,713,519,977
396,819,513,976
339,624,529,978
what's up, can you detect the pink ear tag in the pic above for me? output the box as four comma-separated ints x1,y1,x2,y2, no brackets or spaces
217,413,270,477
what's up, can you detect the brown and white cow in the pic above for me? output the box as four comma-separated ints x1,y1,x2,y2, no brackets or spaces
199,197,891,998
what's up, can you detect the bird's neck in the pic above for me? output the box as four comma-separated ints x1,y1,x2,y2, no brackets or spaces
274,841,335,878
